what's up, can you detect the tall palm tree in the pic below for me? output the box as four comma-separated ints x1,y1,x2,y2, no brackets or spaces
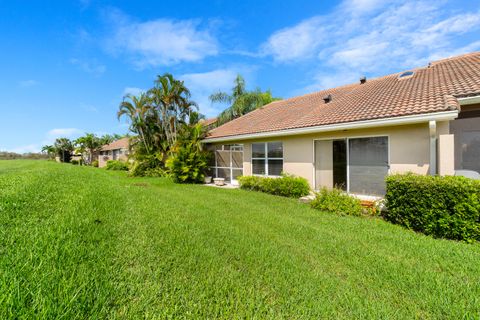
118,92,154,154
149,73,198,147
209,74,280,125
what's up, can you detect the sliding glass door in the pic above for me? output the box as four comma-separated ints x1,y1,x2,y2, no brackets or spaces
316,136,389,196
348,137,389,196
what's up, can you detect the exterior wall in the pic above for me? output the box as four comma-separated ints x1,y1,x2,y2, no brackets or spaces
215,122,433,189
98,149,129,168
438,134,455,176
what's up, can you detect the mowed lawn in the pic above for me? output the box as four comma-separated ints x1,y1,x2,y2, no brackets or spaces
1,161,479,319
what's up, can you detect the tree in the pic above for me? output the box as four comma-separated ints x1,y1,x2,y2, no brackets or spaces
118,92,156,154
74,133,102,165
41,145,56,159
209,74,280,126
53,138,74,163
149,73,198,147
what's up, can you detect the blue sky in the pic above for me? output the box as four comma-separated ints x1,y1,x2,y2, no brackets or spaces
1,0,479,153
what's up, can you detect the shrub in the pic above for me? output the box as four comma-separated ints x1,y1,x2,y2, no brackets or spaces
106,160,129,171
310,188,365,216
71,159,79,165
238,174,310,198
129,153,165,177
91,160,99,167
384,174,480,242
166,144,208,183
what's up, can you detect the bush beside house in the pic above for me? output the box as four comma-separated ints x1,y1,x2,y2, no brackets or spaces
310,188,367,216
105,160,129,171
384,174,480,242
238,174,310,198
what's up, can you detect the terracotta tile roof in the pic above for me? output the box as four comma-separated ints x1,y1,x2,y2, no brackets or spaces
101,137,130,151
206,51,480,140
200,117,218,127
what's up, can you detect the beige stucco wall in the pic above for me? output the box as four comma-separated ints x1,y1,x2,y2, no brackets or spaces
99,150,129,168
215,122,446,189
438,134,455,176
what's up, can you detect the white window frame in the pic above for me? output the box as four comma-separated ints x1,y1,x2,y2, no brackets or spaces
251,142,283,177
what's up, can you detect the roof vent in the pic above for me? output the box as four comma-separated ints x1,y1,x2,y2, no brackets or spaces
323,94,332,103
360,76,367,84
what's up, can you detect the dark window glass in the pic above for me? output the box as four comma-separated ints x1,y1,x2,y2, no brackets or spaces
252,159,266,175
252,143,265,158
268,142,283,158
268,159,283,176
332,140,347,191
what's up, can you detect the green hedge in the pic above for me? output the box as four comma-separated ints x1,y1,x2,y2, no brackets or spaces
384,174,480,242
106,160,129,171
238,174,310,198
310,188,366,216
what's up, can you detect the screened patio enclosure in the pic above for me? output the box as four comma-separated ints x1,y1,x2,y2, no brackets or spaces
450,104,480,174
211,144,244,184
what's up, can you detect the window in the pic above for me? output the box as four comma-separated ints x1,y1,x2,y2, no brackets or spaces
398,71,414,79
252,142,283,176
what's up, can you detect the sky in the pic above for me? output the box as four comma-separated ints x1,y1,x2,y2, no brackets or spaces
1,0,479,153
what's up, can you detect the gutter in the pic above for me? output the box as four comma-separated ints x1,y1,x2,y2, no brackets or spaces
202,110,459,143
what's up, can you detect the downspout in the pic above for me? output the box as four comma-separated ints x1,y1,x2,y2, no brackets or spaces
429,120,437,175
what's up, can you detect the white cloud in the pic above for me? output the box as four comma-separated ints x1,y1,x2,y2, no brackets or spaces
47,128,83,139
262,0,480,92
70,58,106,76
106,9,218,68
19,80,39,87
180,69,239,117
261,17,325,62
123,87,145,97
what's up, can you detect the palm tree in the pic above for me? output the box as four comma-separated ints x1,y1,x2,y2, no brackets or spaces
149,73,198,147
54,138,74,163
41,145,56,159
209,74,280,125
118,92,154,154
74,133,102,164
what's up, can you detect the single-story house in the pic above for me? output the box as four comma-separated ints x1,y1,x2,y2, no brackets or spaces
99,137,130,168
203,52,480,196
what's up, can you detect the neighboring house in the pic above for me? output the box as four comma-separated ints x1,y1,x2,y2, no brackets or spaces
99,137,130,168
203,52,480,196
200,117,218,131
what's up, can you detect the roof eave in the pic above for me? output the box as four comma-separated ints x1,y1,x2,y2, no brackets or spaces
202,110,459,143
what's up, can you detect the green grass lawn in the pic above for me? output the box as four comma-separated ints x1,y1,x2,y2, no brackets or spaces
1,160,479,319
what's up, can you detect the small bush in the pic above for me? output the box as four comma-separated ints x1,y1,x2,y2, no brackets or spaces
166,145,208,184
384,174,480,242
91,160,99,167
238,174,310,198
106,160,129,171
71,160,79,165
310,188,365,216
129,153,164,177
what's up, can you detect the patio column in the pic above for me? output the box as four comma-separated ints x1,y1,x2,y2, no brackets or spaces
429,120,437,175
438,134,455,176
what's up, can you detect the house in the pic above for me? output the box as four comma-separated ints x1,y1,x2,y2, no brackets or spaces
200,117,218,130
203,52,480,196
99,137,130,168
